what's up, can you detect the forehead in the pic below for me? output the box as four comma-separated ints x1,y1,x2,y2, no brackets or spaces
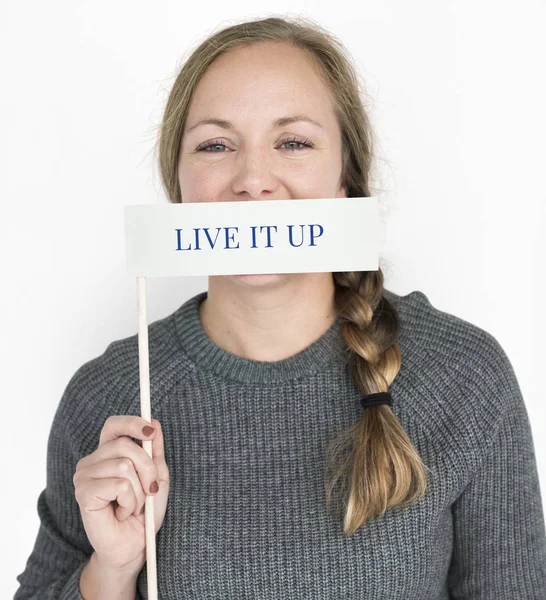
188,42,334,119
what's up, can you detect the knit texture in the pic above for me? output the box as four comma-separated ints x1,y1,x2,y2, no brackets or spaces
15,288,546,599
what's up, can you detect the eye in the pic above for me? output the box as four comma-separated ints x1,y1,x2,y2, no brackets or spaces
279,136,315,151
194,136,316,152
195,139,229,152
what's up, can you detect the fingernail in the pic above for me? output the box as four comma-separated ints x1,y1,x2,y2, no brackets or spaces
142,426,155,436
149,481,159,494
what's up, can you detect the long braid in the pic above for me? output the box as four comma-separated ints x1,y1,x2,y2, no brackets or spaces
326,269,429,535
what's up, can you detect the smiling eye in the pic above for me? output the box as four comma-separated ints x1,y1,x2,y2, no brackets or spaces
280,136,315,150
194,136,315,152
195,140,229,152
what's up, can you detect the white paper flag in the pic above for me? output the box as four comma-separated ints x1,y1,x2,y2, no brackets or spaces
124,197,379,277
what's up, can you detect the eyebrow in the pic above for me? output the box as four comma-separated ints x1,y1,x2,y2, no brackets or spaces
185,115,324,133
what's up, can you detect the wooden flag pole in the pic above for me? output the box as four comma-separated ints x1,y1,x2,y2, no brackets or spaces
136,276,158,600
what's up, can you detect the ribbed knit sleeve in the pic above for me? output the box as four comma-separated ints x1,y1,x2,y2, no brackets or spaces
14,355,145,600
446,334,546,598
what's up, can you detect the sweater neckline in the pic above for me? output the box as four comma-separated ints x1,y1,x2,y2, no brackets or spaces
173,290,348,383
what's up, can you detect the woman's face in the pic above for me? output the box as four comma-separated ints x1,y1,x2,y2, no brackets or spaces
177,41,346,288
178,41,346,204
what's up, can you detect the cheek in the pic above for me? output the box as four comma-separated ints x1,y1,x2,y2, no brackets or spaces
288,163,336,197
179,164,224,202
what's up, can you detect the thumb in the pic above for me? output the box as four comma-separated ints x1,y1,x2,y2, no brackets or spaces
148,419,169,533
150,419,169,482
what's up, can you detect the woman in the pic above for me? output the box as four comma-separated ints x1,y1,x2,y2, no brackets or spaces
15,15,546,599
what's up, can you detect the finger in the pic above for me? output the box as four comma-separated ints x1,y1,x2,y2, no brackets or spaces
98,415,157,447
77,436,160,504
74,457,147,517
76,476,137,522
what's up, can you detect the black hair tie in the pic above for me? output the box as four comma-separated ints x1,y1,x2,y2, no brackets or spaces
361,392,393,410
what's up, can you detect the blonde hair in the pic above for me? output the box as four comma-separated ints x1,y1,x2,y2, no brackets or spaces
155,14,429,535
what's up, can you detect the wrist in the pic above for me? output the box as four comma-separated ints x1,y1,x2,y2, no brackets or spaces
80,552,142,599
92,551,145,577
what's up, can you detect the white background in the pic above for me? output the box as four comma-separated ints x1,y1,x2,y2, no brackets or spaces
3,0,545,596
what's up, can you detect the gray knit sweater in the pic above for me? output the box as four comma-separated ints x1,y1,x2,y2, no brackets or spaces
15,288,546,599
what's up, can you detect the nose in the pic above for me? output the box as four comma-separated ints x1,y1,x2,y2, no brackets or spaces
230,148,279,200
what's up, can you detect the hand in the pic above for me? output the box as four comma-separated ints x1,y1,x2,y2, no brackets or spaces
73,416,170,572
